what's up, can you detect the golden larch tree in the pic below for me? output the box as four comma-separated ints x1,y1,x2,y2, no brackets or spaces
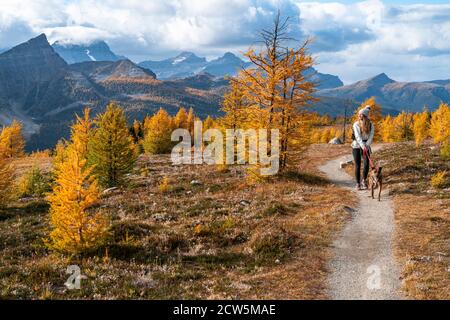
393,112,414,141
186,107,195,136
429,103,450,144
0,156,14,207
47,109,108,254
352,97,383,141
130,119,144,143
47,148,108,254
413,110,430,146
0,120,25,158
174,107,189,129
230,12,316,169
203,116,215,131
220,81,250,130
142,108,175,154
69,108,93,159
380,115,396,142
53,139,69,169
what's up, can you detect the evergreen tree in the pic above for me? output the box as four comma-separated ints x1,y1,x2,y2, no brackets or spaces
88,103,138,187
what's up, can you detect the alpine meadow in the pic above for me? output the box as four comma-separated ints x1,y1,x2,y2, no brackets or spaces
0,0,448,308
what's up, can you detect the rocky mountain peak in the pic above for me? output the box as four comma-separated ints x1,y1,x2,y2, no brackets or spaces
366,73,395,86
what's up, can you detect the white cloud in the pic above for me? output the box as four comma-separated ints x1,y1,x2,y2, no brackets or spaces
0,0,449,82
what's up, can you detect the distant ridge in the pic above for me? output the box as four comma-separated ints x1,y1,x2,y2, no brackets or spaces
316,73,450,113
1,34,450,150
52,40,121,64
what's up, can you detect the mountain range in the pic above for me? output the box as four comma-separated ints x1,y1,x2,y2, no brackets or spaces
138,51,252,79
0,34,225,150
0,34,449,150
317,72,450,113
52,40,123,64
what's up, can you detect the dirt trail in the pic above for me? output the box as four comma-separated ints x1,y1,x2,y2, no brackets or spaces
319,148,403,300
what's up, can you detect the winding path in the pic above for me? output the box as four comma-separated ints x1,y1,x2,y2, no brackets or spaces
319,149,403,300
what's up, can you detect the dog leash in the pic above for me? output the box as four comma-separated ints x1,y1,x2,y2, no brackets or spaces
363,147,376,168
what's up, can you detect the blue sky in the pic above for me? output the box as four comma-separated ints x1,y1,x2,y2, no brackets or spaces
1,0,450,83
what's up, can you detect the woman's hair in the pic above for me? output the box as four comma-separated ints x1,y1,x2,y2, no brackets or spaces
359,116,371,135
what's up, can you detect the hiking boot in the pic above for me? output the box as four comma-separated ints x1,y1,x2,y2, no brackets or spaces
361,180,368,190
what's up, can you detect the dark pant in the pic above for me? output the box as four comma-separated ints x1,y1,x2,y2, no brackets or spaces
353,147,370,184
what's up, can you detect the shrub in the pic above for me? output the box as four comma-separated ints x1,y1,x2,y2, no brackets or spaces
16,166,50,198
158,177,171,193
440,139,450,160
249,227,297,264
431,171,448,189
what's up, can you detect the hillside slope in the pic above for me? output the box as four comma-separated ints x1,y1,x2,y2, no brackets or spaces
0,35,226,150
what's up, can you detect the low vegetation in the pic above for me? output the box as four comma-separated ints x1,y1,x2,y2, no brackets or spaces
373,142,449,300
0,145,356,299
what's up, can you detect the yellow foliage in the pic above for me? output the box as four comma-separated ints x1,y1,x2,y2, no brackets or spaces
0,156,14,207
158,177,171,193
69,108,93,160
53,140,68,169
380,116,396,142
174,107,188,129
430,171,448,189
193,224,204,236
16,166,50,198
440,139,450,160
47,148,109,254
47,109,109,254
353,97,382,141
203,116,215,131
226,17,316,169
143,108,175,154
186,107,195,136
0,119,25,158
220,81,250,130
30,150,51,158
413,110,430,146
429,103,450,144
393,112,414,141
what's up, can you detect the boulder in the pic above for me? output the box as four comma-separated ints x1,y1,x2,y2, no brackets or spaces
340,160,353,169
190,180,202,186
329,137,343,145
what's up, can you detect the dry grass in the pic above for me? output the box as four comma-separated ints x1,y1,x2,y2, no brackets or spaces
373,141,449,300
0,144,355,300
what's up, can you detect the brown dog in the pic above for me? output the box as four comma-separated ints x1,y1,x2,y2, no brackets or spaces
368,166,383,201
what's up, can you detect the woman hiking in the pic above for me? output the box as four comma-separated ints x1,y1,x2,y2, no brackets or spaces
352,106,375,191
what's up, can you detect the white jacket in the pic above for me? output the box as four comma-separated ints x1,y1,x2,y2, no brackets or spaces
352,121,374,149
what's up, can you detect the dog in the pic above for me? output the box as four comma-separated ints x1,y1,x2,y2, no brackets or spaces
368,166,383,201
